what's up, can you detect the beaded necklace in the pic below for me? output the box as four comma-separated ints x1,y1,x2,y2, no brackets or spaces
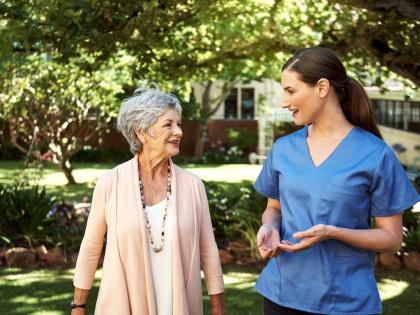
139,161,171,253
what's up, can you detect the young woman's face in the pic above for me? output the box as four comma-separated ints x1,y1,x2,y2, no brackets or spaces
281,70,324,125
142,109,183,157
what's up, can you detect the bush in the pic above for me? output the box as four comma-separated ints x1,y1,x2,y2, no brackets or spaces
204,181,265,256
201,146,248,164
71,146,131,163
49,202,89,254
226,128,257,153
0,183,56,247
402,210,420,252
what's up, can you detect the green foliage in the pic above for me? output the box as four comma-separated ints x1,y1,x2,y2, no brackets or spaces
0,182,56,247
49,202,89,254
71,146,132,163
0,51,135,183
227,128,257,153
205,181,265,257
402,210,420,252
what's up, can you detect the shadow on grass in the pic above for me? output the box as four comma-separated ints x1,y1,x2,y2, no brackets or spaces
2,266,417,315
375,268,420,315
0,268,100,314
203,284,263,315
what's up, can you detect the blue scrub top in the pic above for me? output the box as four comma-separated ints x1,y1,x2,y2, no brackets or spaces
254,125,420,315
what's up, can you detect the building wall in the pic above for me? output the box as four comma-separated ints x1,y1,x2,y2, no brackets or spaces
379,126,420,167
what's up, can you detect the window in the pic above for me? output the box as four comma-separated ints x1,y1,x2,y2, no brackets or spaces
241,88,255,119
224,88,238,119
224,87,255,119
372,99,420,134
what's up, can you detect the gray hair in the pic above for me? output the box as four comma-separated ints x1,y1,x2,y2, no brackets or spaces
117,87,182,155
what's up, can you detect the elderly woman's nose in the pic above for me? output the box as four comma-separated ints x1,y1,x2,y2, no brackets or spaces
173,125,182,135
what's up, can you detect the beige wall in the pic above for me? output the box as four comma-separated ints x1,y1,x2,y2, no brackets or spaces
191,79,285,119
380,125,420,167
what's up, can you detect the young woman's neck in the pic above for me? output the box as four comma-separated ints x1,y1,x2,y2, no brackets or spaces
138,151,169,181
310,99,353,139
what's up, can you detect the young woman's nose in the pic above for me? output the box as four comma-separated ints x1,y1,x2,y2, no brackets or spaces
281,99,290,109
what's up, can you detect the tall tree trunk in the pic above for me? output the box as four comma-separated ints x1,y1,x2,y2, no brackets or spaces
59,158,76,185
193,123,206,159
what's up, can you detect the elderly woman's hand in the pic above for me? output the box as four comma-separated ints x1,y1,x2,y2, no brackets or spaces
210,293,225,315
71,308,85,315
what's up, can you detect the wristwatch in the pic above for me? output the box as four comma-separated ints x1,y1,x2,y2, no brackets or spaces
71,300,86,309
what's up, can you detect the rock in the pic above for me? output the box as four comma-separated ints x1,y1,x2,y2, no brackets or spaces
0,247,7,263
35,245,48,261
402,252,420,272
219,249,234,265
235,256,259,266
227,240,250,258
5,247,36,268
46,247,67,266
378,252,402,270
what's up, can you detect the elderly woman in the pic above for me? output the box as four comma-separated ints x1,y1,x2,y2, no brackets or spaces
71,88,225,315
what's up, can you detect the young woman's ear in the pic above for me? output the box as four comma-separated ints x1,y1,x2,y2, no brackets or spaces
317,78,330,98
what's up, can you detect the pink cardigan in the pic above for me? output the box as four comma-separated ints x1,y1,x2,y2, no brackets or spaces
73,156,224,314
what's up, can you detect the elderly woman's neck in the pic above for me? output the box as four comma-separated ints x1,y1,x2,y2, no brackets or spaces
137,153,170,180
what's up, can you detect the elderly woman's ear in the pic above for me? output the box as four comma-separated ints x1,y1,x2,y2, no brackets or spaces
134,129,145,144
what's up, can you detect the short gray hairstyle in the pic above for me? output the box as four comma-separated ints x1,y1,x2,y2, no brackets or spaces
117,87,182,155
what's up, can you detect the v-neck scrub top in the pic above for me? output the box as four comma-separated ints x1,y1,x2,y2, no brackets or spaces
254,126,420,315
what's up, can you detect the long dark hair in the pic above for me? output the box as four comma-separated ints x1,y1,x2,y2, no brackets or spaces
282,46,382,139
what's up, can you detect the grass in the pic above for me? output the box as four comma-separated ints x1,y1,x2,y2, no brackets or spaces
0,160,262,202
0,267,419,314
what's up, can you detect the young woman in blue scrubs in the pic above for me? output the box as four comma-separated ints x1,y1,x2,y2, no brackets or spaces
254,47,420,315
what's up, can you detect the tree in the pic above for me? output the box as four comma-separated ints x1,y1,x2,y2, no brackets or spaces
0,52,134,184
1,0,418,163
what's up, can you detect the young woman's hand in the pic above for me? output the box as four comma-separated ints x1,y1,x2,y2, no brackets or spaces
257,224,282,259
277,224,330,252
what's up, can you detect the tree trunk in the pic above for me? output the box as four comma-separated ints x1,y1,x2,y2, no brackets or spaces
59,158,77,185
193,123,206,159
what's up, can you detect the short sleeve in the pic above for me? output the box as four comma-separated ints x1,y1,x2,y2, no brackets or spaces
254,146,280,200
370,146,420,217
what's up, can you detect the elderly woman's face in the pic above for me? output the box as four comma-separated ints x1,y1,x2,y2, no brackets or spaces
142,109,182,157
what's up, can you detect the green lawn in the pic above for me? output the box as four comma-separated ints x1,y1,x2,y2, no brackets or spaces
0,160,262,202
0,267,419,314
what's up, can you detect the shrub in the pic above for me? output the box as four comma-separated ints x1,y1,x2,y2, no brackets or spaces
402,210,420,252
0,183,56,247
204,181,265,257
71,146,131,163
49,202,89,254
226,128,257,154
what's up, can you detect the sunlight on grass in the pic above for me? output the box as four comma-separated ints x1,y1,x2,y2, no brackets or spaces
0,161,262,202
377,278,409,301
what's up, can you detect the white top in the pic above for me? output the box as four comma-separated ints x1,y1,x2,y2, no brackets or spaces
144,199,173,315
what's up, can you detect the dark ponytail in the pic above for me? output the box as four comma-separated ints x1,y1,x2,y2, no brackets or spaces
343,78,382,139
283,46,382,139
